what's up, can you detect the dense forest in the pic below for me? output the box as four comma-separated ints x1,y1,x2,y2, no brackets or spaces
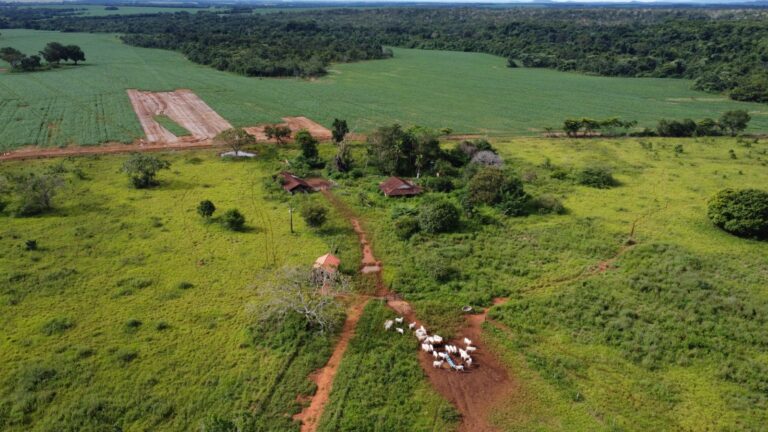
1,6,767,101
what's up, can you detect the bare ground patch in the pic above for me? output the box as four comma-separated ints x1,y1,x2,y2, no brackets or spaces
127,89,232,143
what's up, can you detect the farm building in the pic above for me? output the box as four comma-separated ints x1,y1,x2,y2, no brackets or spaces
379,176,423,197
314,253,341,272
279,172,313,194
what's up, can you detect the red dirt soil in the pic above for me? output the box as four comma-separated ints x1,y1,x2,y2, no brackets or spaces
127,89,232,143
244,116,333,142
297,187,515,432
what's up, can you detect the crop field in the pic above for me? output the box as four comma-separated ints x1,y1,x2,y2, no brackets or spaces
330,136,768,431
2,29,768,150
0,149,364,431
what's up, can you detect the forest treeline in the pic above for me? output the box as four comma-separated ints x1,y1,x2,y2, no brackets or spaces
0,6,767,100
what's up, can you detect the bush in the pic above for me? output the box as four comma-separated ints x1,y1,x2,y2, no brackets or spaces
221,209,246,231
531,194,566,215
300,202,328,228
41,317,74,336
577,167,617,189
419,199,460,234
394,215,420,240
707,188,768,239
197,200,216,218
420,176,454,193
466,167,530,215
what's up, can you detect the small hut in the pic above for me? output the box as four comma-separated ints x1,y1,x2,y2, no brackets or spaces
312,253,341,294
379,176,422,197
279,172,312,194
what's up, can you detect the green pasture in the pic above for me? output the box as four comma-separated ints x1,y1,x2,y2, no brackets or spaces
0,149,364,431
2,29,768,150
331,136,768,431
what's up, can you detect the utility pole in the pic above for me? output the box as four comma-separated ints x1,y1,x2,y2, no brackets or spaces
289,205,294,234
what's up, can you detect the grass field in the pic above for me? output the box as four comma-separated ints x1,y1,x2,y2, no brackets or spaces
330,136,768,431
2,29,768,150
0,148,368,431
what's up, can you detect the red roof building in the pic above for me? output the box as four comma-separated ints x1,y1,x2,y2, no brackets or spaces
279,172,313,194
314,253,341,271
379,176,423,197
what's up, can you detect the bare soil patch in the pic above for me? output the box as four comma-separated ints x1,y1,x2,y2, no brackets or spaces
0,138,221,162
245,117,333,142
127,89,232,143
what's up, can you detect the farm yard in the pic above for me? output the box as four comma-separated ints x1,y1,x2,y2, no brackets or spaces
1,127,768,430
2,29,768,151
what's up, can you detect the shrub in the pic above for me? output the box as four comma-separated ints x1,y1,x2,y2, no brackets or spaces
469,150,503,167
11,172,64,216
300,202,328,228
466,167,530,215
41,317,74,336
25,240,38,251
221,209,246,231
197,200,216,218
394,215,420,240
707,188,768,239
176,281,194,289
419,199,460,234
156,321,170,331
115,349,138,364
420,176,454,193
125,319,143,330
577,167,617,189
531,194,566,215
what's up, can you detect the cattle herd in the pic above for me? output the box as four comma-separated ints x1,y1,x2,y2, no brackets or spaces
384,317,477,372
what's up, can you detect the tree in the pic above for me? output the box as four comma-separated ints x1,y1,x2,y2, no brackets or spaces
295,130,318,160
265,124,291,144
0,47,25,69
332,141,353,172
39,42,66,64
300,202,327,228
11,172,64,216
466,167,529,215
719,110,751,136
331,118,349,144
221,209,246,231
197,200,216,219
707,188,768,239
469,150,503,167
250,266,350,332
563,119,581,137
214,127,256,155
18,55,41,72
64,45,85,64
121,153,170,188
367,124,411,175
419,199,460,234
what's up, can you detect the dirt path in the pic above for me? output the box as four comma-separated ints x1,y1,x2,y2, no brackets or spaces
0,138,223,162
300,187,514,432
294,298,368,432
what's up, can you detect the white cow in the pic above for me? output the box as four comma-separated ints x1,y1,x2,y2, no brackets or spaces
466,346,477,353
395,317,404,324
384,320,394,330
432,360,444,368
421,343,429,352
432,351,439,359
438,352,448,359
466,358,473,367
396,327,404,334
455,365,464,372
432,335,443,344
464,337,472,346
408,322,416,330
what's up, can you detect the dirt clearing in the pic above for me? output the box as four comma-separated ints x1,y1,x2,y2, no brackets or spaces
245,116,333,142
127,89,232,143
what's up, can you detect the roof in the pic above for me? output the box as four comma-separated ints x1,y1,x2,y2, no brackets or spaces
379,176,423,197
279,172,312,192
314,253,341,270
